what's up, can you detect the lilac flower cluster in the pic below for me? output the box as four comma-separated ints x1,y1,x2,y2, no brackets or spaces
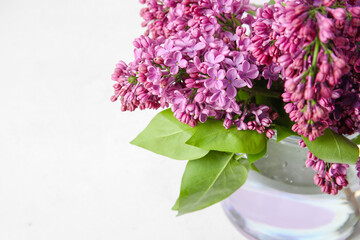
111,0,277,136
305,150,349,195
112,0,360,195
250,0,359,141
247,0,360,193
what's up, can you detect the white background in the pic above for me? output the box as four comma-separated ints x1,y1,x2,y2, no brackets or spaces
0,1,249,239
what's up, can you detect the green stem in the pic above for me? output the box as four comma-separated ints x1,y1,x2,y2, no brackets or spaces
311,37,320,80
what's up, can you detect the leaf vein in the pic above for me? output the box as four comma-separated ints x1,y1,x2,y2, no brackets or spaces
330,130,342,162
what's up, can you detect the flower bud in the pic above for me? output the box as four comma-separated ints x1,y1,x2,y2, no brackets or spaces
298,139,306,148
186,118,196,127
347,26,357,37
320,84,332,98
223,118,232,129
331,187,338,195
278,55,292,67
266,129,275,138
350,7,360,18
305,159,315,167
261,118,271,127
247,121,256,130
304,107,312,120
335,176,348,186
314,160,325,172
304,86,315,100
328,8,347,21
138,64,148,74
314,174,324,186
194,92,205,103
321,184,331,194
322,0,335,7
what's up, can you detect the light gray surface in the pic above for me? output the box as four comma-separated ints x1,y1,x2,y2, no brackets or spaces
0,1,244,239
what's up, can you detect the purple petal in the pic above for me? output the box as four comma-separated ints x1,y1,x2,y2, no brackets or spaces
205,52,215,64
194,56,201,67
164,58,175,67
232,78,247,88
241,61,250,72
164,40,173,50
246,68,259,79
230,101,240,112
179,102,186,112
179,59,188,68
207,68,217,78
175,52,182,61
272,65,283,72
214,54,225,63
147,66,159,82
234,54,245,65
156,48,167,57
188,39,196,46
224,58,234,66
215,79,224,90
226,68,237,81
210,91,221,102
226,85,237,98
224,31,234,39
218,94,226,107
175,39,185,47
170,65,179,75
173,97,183,105
243,77,253,88
218,69,226,80
194,42,206,51
205,78,215,89
199,110,209,123
204,24,214,32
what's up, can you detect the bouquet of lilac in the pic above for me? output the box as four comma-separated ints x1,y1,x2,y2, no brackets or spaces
111,0,360,215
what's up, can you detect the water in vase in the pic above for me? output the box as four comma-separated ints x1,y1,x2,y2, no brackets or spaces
222,136,360,240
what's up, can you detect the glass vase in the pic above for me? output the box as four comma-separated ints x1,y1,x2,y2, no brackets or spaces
222,136,360,240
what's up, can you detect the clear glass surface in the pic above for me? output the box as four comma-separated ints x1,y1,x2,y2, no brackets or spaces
222,136,360,240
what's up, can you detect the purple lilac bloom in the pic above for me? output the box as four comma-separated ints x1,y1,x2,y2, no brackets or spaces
164,52,188,75
263,64,282,89
205,67,226,90
305,150,349,195
238,61,259,88
204,51,225,69
112,0,360,197
223,68,246,98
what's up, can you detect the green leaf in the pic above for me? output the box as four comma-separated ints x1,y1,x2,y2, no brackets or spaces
176,151,248,215
186,119,266,154
268,0,275,5
250,163,260,173
131,109,209,160
247,139,268,164
275,124,296,143
255,94,270,107
302,128,359,164
236,156,261,173
237,156,250,170
235,89,250,101
350,134,360,145
172,198,179,211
